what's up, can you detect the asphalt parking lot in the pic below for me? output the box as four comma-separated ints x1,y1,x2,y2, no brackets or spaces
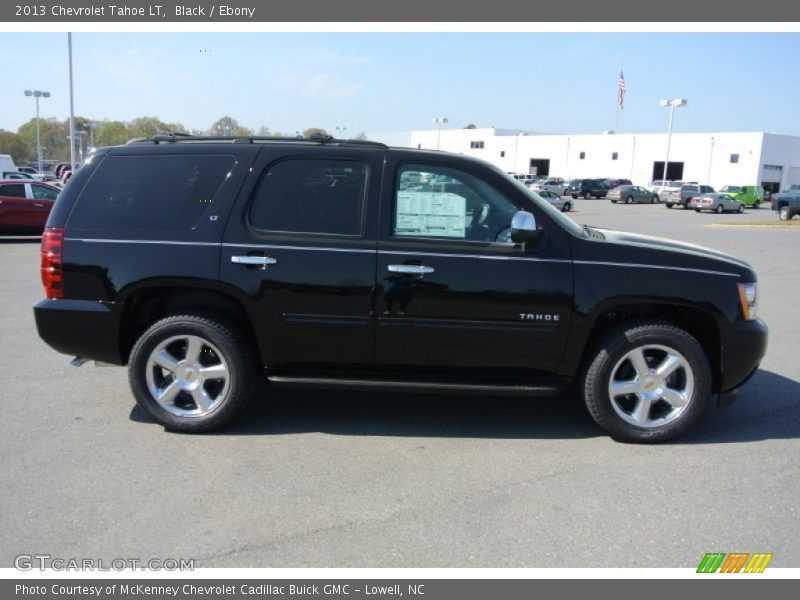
1,200,798,569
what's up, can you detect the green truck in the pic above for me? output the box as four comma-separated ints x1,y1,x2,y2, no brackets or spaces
719,185,765,208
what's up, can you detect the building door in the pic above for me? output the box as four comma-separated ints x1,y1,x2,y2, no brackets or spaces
652,161,684,182
529,159,550,177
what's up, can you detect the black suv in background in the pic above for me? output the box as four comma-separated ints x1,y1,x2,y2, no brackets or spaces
35,135,767,442
568,178,608,199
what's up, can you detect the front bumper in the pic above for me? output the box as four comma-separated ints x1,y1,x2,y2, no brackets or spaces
719,318,768,392
34,299,125,365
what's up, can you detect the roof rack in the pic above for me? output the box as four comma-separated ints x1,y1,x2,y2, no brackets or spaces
126,132,387,148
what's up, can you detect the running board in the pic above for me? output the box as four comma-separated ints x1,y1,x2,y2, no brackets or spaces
267,373,566,397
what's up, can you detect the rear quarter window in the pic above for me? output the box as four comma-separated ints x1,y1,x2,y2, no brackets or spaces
67,154,235,231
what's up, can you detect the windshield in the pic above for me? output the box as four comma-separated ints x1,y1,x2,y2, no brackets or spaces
721,185,741,192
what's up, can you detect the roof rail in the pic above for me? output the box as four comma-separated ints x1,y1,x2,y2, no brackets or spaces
126,132,387,148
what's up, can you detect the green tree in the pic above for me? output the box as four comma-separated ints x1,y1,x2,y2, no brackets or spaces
94,120,130,147
303,127,328,138
256,126,271,136
209,116,252,137
354,132,367,140
0,129,34,163
17,118,69,162
127,116,185,138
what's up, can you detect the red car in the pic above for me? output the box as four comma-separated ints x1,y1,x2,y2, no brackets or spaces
0,180,60,234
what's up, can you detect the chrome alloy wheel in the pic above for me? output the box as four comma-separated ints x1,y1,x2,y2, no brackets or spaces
607,344,694,428
145,334,230,418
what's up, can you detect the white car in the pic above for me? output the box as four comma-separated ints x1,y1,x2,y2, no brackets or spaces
531,178,568,195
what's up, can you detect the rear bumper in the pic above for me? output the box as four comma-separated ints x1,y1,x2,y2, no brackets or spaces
719,318,768,392
34,299,125,365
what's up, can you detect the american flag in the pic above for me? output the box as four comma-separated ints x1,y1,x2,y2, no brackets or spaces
618,70,626,109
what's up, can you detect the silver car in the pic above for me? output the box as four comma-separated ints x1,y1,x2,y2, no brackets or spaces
530,178,568,195
608,185,660,204
689,193,745,214
536,189,574,212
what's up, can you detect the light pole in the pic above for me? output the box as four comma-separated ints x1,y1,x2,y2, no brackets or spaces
432,117,448,150
335,125,347,138
24,89,50,172
659,98,687,192
68,32,77,170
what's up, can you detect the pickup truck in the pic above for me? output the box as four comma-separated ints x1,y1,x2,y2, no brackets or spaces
771,191,800,220
662,184,714,209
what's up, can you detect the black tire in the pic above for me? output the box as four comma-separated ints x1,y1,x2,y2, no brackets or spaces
651,196,659,204
666,203,673,209
581,319,712,443
716,204,724,214
779,205,791,221
753,201,760,209
682,202,691,209
737,203,745,213
625,196,633,204
562,202,572,212
572,194,578,200
611,200,617,204
694,209,702,213
128,314,257,433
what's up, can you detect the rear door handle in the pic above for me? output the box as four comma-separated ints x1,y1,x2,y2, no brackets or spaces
231,255,277,266
34,203,44,207
387,264,435,275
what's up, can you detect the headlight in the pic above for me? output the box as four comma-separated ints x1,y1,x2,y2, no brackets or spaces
738,282,758,320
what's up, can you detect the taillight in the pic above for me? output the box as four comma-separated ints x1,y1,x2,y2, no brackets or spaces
41,227,64,299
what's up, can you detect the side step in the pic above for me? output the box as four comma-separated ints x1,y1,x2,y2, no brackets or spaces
267,373,567,397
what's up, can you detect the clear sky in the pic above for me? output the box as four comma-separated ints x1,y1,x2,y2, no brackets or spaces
2,32,799,136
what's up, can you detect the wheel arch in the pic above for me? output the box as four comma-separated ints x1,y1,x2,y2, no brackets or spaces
118,285,262,367
572,301,723,392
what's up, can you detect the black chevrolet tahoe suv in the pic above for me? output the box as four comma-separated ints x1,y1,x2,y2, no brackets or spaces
34,135,767,442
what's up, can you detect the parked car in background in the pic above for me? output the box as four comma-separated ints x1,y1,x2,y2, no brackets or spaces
689,193,745,214
568,178,608,199
608,185,660,204
663,184,714,209
535,189,573,212
719,185,764,208
17,166,58,183
512,174,538,186
0,180,60,233
647,179,672,192
771,190,800,220
2,171,35,180
530,178,568,195
604,178,632,190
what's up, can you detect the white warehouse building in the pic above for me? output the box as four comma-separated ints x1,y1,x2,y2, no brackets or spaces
371,128,800,194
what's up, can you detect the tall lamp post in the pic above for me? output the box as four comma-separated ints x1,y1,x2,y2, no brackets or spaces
659,98,687,192
432,116,448,150
24,89,50,172
335,125,347,138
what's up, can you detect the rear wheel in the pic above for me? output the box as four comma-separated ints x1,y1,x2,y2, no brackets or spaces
694,209,702,213
716,204,724,214
651,196,659,204
562,202,572,212
737,203,745,213
666,203,673,209
128,315,256,433
753,201,760,209
581,320,712,443
779,205,791,221
625,196,633,204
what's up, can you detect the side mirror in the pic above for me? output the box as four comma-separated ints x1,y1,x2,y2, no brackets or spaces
511,210,541,244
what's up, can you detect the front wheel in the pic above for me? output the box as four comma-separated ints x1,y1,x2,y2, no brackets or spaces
779,206,791,221
737,203,745,213
581,320,712,443
625,196,633,204
652,196,659,204
128,314,257,432
716,204,724,214
562,202,572,212
695,209,702,213
572,194,578,200
666,203,673,209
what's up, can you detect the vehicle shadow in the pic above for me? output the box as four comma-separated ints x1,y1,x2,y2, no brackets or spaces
130,385,602,440
128,369,800,442
681,369,800,444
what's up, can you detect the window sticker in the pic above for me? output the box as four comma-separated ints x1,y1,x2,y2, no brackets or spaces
396,191,466,238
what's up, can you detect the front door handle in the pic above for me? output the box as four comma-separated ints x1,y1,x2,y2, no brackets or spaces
34,203,44,207
387,264,435,275
231,255,277,266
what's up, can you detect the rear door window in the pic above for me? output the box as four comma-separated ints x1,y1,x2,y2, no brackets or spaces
68,154,235,231
249,158,366,236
